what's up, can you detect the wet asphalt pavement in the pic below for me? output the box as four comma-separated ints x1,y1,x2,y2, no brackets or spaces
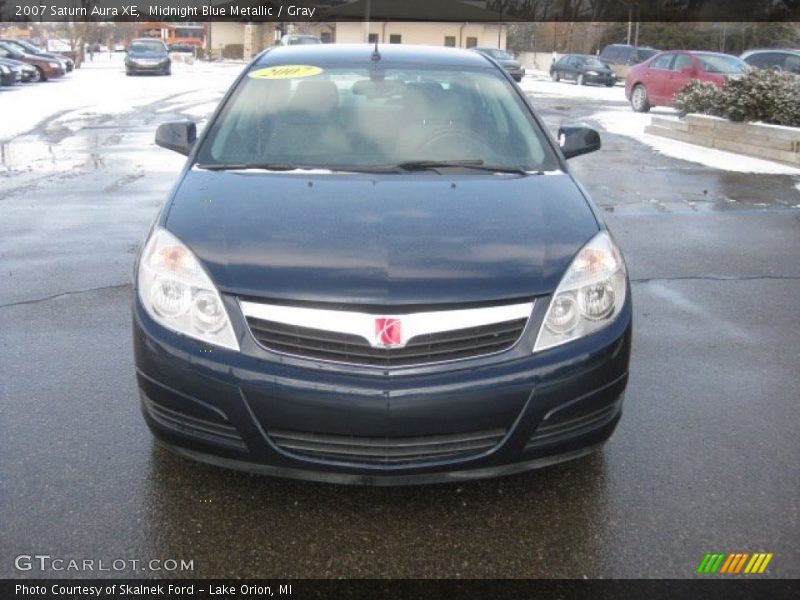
1,68,799,579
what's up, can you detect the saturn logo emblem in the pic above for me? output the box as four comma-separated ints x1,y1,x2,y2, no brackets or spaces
374,318,403,348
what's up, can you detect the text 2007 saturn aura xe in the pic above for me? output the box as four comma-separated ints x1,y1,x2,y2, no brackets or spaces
133,44,631,484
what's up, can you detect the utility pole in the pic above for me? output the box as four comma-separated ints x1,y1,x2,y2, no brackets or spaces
364,0,371,43
626,5,632,45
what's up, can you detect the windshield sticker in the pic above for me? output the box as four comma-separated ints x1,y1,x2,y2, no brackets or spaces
248,65,324,80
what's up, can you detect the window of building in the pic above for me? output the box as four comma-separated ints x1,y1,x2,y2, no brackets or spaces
466,37,478,48
320,32,332,43
368,33,378,44
389,34,402,44
444,36,456,47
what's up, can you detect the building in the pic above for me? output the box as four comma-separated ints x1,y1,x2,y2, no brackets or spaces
207,0,508,59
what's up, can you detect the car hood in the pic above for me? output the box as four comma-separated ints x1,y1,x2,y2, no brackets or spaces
129,51,167,58
164,171,599,305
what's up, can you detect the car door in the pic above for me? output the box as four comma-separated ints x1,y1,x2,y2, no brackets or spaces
783,53,800,75
561,55,577,80
553,56,569,77
662,53,696,103
644,53,675,104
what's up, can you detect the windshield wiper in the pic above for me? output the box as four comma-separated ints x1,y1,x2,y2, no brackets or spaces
393,160,533,175
196,163,403,174
196,162,305,171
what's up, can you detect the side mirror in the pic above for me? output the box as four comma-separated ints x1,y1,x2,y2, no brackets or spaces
155,121,196,156
681,66,696,76
558,126,601,159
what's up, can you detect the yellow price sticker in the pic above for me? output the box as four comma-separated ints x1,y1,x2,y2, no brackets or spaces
248,65,324,80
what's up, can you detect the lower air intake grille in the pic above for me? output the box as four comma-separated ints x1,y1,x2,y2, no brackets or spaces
268,428,506,466
143,396,246,450
245,317,528,367
526,403,620,450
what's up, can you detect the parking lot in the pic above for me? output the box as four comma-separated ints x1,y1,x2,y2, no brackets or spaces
1,54,799,578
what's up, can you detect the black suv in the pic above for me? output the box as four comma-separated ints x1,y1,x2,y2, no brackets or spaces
598,44,658,79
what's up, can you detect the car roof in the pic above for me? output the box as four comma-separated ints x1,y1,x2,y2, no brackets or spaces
130,38,166,44
254,44,493,69
742,48,800,55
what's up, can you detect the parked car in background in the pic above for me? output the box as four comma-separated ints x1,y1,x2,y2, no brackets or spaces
169,42,197,55
0,57,37,83
0,62,20,86
0,41,64,81
0,58,26,83
472,47,526,81
279,34,322,46
125,39,171,76
0,38,74,72
598,44,659,79
740,49,800,74
626,51,749,112
550,54,616,86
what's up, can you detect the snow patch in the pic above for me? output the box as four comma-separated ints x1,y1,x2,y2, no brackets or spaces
591,109,800,175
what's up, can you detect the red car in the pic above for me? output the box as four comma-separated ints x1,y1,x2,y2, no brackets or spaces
625,51,748,112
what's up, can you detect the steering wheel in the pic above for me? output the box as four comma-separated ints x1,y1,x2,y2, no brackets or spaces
418,128,493,156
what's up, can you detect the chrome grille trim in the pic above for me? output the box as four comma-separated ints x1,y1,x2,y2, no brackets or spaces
239,300,533,367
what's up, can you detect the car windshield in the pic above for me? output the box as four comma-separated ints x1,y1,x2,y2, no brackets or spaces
17,40,39,52
696,53,748,74
289,36,321,45
636,49,658,61
483,49,513,60
129,41,166,53
575,56,606,68
196,65,559,172
0,43,24,58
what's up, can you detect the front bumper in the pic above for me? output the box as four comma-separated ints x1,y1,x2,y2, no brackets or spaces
126,61,170,73
506,67,526,81
585,73,616,85
133,293,631,485
0,71,19,85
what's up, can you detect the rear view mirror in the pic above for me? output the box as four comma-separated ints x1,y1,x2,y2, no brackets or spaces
155,121,196,156
558,126,601,159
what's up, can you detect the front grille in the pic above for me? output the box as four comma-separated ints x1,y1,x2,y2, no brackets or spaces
526,403,620,450
143,396,246,450
268,428,506,466
245,317,528,367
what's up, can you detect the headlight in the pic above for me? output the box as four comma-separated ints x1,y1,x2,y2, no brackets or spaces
586,70,598,76
137,227,239,350
48,61,60,68
534,231,627,353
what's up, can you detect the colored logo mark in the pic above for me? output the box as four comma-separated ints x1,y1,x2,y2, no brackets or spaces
696,552,773,574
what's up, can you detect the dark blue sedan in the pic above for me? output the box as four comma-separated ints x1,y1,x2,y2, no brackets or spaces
134,44,631,484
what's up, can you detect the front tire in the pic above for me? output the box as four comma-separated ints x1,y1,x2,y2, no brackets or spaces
631,84,651,112
32,67,45,82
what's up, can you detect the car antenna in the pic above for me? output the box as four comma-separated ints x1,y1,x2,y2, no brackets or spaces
371,39,381,62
